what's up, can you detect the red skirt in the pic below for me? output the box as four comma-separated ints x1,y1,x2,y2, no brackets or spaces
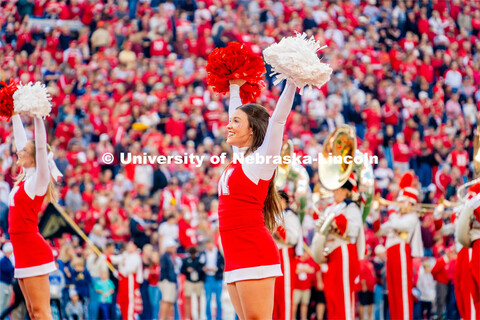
220,225,282,283
10,232,56,278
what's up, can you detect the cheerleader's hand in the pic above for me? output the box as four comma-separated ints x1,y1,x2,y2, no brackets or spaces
229,79,246,87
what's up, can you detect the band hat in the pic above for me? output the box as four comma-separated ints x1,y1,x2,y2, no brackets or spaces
397,172,418,204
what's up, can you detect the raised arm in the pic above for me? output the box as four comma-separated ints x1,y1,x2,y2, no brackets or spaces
229,84,243,121
229,83,243,154
25,117,50,198
243,81,296,183
11,114,27,152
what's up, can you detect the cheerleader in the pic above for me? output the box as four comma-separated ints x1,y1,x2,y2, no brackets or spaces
8,112,62,320
311,173,365,320
374,172,424,320
218,79,295,319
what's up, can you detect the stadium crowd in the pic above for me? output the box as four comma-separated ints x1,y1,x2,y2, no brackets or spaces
0,0,479,319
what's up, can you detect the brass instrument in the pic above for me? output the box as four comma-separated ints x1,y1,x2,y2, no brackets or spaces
455,123,480,247
374,196,458,216
311,125,374,263
317,125,357,190
275,140,311,221
316,125,375,222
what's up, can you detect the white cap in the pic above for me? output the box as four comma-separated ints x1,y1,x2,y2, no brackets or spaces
2,242,13,253
69,288,78,298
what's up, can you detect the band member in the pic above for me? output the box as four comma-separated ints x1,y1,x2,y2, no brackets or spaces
432,206,459,319
110,241,143,320
311,173,365,320
8,112,62,320
374,172,423,320
218,79,296,319
273,190,303,320
455,182,480,318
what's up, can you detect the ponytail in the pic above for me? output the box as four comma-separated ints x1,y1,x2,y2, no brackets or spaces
263,168,282,232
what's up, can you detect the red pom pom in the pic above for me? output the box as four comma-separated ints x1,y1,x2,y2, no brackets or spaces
399,172,414,189
0,80,18,121
206,42,266,104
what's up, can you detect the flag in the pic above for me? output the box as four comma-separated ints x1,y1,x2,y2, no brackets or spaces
39,203,76,239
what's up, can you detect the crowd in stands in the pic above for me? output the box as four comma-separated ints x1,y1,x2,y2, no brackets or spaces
0,0,479,319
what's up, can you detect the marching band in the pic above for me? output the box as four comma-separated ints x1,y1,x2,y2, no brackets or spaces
273,124,480,320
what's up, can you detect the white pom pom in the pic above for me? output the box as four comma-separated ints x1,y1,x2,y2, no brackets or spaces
263,33,333,94
13,82,52,117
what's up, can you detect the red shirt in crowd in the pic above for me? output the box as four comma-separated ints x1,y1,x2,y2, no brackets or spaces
392,142,411,163
294,255,319,290
448,149,469,175
358,259,376,292
178,217,197,249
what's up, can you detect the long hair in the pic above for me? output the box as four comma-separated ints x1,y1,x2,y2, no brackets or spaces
238,103,283,232
14,141,57,203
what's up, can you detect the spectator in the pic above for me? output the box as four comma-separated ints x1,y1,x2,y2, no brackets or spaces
94,270,115,320
417,261,436,319
71,257,93,318
358,257,376,320
65,183,83,213
0,243,14,315
147,251,161,320
292,251,316,320
159,239,180,320
158,214,179,254
49,260,66,319
90,21,113,53
66,289,84,320
202,238,224,320
181,246,205,320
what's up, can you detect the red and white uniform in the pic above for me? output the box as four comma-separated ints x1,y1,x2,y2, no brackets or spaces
8,115,56,278
319,201,365,320
273,209,302,320
433,206,477,319
377,210,423,320
218,82,295,284
374,172,423,320
110,251,143,320
455,186,480,318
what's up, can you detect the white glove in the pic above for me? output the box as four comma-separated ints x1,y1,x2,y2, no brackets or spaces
466,194,480,211
433,205,444,220
370,209,380,221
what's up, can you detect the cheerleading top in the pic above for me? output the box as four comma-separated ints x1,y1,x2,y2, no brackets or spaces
218,82,295,283
8,114,56,278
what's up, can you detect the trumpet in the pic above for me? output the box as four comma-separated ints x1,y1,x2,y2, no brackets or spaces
374,196,459,215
